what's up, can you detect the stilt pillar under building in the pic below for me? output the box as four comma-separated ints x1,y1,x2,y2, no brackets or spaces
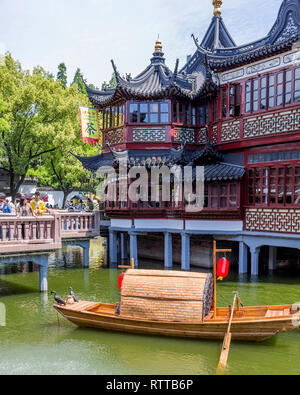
130,233,138,268
239,241,248,274
181,233,190,271
269,246,277,271
164,232,173,269
250,246,260,277
109,230,118,267
120,233,128,262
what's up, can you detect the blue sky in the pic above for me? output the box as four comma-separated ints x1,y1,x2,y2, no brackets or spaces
0,0,283,88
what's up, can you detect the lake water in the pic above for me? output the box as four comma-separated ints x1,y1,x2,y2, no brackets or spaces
0,237,300,375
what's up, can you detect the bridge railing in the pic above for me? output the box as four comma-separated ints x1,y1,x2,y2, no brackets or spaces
0,211,100,246
0,215,59,244
59,211,100,238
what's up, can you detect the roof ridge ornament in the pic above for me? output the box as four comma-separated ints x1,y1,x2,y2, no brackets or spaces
213,0,222,17
110,59,122,84
155,34,163,53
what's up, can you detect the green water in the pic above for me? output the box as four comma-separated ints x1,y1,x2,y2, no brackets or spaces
0,238,300,375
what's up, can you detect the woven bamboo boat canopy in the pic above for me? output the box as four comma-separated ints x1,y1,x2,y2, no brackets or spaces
120,270,214,322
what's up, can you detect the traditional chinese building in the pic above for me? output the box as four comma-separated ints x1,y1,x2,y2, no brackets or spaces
75,0,300,275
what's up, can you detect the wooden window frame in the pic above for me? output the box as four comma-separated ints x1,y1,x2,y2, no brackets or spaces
247,162,300,208
244,66,298,115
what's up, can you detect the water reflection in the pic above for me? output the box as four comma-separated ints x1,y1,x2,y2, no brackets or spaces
0,237,300,375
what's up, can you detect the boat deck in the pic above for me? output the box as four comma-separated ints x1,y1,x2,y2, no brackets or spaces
63,301,293,322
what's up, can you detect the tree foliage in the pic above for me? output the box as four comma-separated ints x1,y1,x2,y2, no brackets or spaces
57,62,67,88
0,54,96,202
72,68,87,95
101,73,117,90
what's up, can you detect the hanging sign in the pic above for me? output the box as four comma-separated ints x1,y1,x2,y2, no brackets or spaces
78,106,102,146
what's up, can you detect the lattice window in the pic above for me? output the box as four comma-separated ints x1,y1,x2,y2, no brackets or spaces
205,182,240,210
247,164,300,207
245,66,299,114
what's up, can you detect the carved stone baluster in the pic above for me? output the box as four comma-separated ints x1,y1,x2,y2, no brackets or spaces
2,223,7,242
39,221,45,241
75,216,79,231
17,222,22,240
32,221,37,240
9,221,15,241
46,221,52,240
24,222,30,241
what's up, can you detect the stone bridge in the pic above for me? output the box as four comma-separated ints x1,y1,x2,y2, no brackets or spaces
0,211,100,254
0,211,100,292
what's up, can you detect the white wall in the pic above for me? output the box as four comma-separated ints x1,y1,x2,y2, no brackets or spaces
15,184,88,208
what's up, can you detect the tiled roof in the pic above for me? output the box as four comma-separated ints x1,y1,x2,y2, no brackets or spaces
201,16,236,51
204,163,245,181
85,52,217,107
73,143,245,182
182,0,300,73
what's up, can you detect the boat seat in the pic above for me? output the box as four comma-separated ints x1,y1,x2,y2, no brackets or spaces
265,309,284,318
204,312,214,321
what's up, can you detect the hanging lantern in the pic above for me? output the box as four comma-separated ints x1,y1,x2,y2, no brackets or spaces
118,273,125,291
217,258,230,281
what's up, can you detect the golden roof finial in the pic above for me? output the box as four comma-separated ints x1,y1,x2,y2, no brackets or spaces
213,0,222,17
155,34,163,53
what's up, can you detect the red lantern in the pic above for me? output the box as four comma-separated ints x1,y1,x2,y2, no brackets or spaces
118,273,125,291
217,258,230,281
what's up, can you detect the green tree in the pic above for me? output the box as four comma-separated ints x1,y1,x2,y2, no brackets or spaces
57,62,67,87
0,54,89,202
101,73,117,90
72,68,86,94
109,73,117,89
28,143,97,208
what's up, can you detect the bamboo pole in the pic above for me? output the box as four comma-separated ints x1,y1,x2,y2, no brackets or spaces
118,258,135,270
217,292,238,373
213,241,232,319
213,240,217,318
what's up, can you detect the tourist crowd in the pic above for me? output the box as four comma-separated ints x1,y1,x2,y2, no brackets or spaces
0,193,99,217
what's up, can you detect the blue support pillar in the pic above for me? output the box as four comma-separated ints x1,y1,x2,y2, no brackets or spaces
164,232,173,269
250,247,260,277
181,233,190,271
109,231,118,266
73,240,90,268
239,241,248,274
120,233,128,262
39,264,48,293
83,245,90,269
268,246,277,271
130,233,138,268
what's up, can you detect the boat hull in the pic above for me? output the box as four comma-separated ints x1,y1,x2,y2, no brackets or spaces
54,302,299,342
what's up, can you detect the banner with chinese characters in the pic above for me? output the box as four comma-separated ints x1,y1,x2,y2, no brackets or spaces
78,106,102,145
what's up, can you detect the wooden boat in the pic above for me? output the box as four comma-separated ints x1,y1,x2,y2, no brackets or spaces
53,269,300,342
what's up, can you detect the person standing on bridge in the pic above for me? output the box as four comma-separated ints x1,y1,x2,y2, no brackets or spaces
17,198,35,217
2,199,12,214
30,192,46,217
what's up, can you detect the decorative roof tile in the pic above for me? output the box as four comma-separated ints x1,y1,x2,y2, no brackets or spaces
182,0,300,73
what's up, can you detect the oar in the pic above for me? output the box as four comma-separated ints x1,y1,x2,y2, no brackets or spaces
217,292,238,373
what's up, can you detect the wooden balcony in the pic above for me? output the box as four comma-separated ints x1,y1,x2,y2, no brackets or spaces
104,201,242,221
